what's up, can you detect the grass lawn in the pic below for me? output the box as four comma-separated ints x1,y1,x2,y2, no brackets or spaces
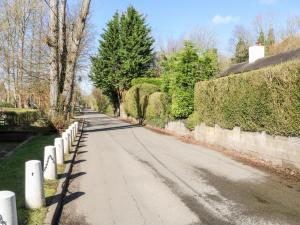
0,133,69,225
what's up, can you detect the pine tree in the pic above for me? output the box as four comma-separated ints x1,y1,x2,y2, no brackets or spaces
119,6,155,87
90,12,121,113
233,38,249,63
267,27,275,46
257,30,265,45
265,27,275,55
90,7,155,115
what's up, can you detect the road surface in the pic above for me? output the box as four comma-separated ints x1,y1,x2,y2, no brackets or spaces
60,112,300,225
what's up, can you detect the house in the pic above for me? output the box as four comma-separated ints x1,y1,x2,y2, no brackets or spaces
220,45,300,77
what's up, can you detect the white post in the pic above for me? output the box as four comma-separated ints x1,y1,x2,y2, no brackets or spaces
72,124,76,140
62,132,69,154
68,126,73,143
25,160,45,209
70,125,74,142
75,122,79,133
67,129,72,150
43,146,57,180
54,138,64,165
0,191,18,225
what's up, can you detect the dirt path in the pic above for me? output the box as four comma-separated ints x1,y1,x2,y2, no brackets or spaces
60,112,300,225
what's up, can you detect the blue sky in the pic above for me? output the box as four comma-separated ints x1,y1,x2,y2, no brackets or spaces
89,0,300,55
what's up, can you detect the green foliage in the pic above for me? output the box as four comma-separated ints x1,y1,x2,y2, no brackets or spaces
266,27,275,55
104,103,115,117
232,38,249,63
267,28,275,46
185,112,200,130
1,109,41,127
0,101,14,108
171,89,194,118
90,6,155,111
145,92,170,127
90,12,120,105
161,41,219,119
124,83,159,119
91,89,112,114
131,77,162,87
0,134,56,224
193,59,300,136
257,29,265,45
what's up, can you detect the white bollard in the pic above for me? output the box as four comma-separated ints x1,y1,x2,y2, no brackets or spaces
67,129,72,150
25,160,45,209
0,191,18,225
43,146,57,180
69,126,73,142
68,127,73,143
54,138,64,165
75,122,78,133
72,124,76,141
62,132,69,154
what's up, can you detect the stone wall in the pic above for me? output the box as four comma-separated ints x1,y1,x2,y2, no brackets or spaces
165,121,190,136
122,114,300,170
193,123,300,170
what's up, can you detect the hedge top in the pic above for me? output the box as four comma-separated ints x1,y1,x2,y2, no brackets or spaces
194,59,300,136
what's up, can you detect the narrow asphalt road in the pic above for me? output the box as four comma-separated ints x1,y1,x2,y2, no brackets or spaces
61,112,300,225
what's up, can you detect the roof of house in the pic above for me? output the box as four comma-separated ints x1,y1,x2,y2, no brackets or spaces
219,48,300,77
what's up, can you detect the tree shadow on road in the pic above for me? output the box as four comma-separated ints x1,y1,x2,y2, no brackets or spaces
85,124,141,133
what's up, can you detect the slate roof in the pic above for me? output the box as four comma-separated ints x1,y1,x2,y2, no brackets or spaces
219,48,300,77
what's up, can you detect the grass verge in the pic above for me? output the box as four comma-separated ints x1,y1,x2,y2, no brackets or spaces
0,133,70,225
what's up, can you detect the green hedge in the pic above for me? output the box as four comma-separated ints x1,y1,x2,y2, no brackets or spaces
194,59,300,136
131,77,162,87
1,108,41,127
124,83,160,119
0,102,14,108
145,92,170,127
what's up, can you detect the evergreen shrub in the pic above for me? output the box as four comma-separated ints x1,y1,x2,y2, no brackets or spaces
193,59,300,136
124,83,159,119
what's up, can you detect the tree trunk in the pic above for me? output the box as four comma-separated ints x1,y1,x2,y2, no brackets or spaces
61,0,91,119
48,0,59,117
59,0,67,95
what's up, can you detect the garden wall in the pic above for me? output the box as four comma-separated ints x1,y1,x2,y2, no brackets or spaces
163,120,300,170
194,123,300,170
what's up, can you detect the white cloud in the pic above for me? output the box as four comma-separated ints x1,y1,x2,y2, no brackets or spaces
259,0,279,5
212,14,239,25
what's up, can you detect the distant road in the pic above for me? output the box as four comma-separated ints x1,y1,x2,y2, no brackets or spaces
61,111,300,225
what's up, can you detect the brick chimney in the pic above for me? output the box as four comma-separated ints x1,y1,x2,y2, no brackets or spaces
249,45,265,63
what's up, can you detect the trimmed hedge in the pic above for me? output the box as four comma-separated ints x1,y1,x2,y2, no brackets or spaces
0,102,14,108
194,59,300,136
0,108,41,127
145,92,170,127
131,77,162,87
124,83,160,119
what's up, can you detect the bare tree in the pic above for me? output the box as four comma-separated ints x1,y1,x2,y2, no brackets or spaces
188,27,217,50
48,0,59,116
59,0,67,93
0,0,49,108
61,0,91,119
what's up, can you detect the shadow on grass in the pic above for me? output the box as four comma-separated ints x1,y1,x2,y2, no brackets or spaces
0,134,57,224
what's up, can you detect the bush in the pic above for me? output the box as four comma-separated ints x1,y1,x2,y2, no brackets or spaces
124,83,160,119
131,77,162,87
194,59,300,136
104,103,115,117
0,102,14,108
171,90,194,118
185,112,200,130
1,108,41,127
161,41,219,119
145,92,170,127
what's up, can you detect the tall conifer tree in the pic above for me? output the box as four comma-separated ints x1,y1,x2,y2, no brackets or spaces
91,6,154,115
